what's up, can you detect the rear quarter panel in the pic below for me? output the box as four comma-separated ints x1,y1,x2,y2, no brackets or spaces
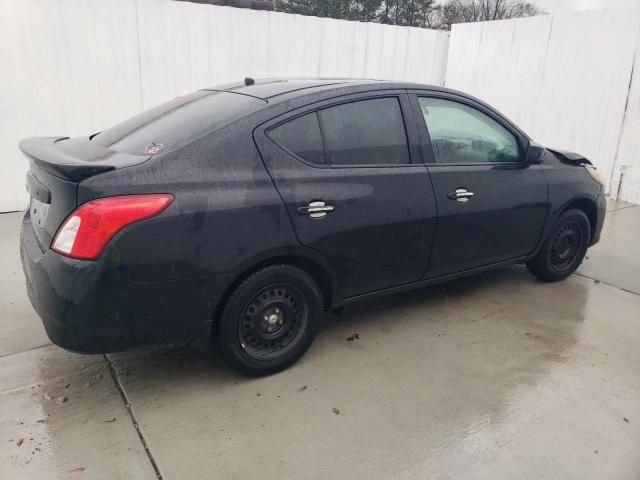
77,116,299,281
76,117,300,346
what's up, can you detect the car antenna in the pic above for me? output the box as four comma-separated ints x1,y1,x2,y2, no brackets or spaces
244,77,255,86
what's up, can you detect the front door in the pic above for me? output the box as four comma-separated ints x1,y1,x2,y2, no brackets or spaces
410,94,548,278
255,93,437,298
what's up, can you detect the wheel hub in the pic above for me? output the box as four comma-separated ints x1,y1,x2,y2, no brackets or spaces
261,307,284,334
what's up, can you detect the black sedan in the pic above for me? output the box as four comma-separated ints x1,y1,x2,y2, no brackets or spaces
20,79,606,375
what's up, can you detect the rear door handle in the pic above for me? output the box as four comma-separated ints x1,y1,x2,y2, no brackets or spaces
297,201,334,219
447,188,474,203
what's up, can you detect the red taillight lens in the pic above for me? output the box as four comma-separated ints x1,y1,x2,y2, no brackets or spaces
51,194,174,260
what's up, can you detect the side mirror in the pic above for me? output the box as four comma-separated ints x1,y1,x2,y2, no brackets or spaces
525,142,545,165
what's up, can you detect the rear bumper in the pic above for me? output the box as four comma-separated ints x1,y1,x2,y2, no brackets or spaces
20,212,221,353
590,193,607,246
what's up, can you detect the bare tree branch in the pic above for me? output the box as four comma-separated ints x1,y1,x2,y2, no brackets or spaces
275,0,545,30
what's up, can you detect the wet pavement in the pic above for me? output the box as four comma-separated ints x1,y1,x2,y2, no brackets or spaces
1,201,639,479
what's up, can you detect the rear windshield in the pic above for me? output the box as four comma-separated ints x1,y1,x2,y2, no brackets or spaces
92,91,264,155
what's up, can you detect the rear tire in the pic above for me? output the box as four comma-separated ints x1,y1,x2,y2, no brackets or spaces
526,209,590,282
217,265,322,376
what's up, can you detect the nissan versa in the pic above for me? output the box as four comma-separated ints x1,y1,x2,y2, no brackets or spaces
20,79,606,376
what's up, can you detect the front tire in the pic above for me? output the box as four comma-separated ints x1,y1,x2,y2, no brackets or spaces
526,209,590,282
217,265,323,376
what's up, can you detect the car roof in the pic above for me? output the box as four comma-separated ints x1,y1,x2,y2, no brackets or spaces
201,78,449,101
200,78,530,141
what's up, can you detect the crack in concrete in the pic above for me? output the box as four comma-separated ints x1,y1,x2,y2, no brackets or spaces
0,342,50,359
608,204,637,213
574,271,639,297
105,354,164,480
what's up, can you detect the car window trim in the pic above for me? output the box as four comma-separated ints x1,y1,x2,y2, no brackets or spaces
264,93,421,169
408,91,528,167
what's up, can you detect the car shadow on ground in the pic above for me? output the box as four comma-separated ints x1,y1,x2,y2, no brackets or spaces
105,265,588,393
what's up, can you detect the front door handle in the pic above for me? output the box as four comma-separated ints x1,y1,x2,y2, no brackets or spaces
297,201,335,219
447,188,475,203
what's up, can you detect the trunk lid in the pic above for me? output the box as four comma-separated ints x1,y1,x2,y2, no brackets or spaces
20,136,150,250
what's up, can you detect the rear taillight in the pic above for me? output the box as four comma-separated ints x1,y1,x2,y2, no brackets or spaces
52,194,174,260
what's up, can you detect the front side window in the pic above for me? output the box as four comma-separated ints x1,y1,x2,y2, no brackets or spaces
318,98,411,166
418,97,520,164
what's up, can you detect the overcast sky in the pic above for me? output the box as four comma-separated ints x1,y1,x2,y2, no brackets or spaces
531,0,640,14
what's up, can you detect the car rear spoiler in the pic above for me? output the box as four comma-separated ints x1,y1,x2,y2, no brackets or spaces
547,148,593,166
19,136,150,182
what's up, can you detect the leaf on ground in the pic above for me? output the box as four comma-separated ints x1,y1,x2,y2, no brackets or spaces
16,438,24,447
331,407,340,415
299,385,308,392
68,466,85,473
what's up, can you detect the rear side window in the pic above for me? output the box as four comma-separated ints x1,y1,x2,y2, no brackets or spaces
93,91,263,156
318,98,410,166
269,113,325,165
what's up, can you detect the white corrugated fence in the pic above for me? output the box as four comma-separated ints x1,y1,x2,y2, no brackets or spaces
2,0,640,212
0,0,449,212
445,9,640,203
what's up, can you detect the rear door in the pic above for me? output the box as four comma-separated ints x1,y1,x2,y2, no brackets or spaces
409,92,548,278
254,92,437,298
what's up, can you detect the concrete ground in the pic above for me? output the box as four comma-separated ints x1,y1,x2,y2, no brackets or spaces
1,201,639,480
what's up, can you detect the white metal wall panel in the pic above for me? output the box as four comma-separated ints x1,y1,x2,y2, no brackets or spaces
364,23,406,81
404,27,450,86
531,9,639,190
0,0,141,212
613,31,640,204
445,22,484,93
136,1,272,109
446,16,553,132
4,2,640,211
268,12,322,78
0,0,449,212
446,9,640,201
318,18,368,78
496,15,552,132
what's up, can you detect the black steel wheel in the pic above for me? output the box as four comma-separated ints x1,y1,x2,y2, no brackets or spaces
549,222,582,272
217,265,322,376
526,209,590,282
239,284,308,361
